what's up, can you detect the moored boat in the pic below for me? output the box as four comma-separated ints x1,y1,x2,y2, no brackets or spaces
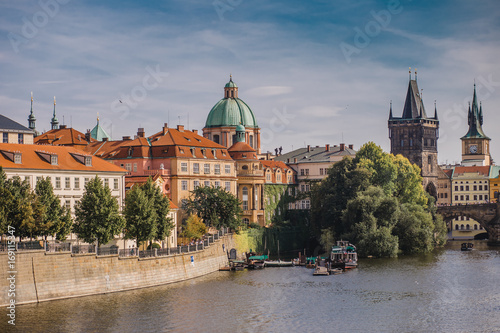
330,240,358,269
264,259,294,267
461,242,474,251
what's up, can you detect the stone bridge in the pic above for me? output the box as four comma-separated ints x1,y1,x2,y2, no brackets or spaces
437,202,500,245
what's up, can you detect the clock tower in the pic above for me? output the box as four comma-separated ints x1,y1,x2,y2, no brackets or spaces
461,84,491,166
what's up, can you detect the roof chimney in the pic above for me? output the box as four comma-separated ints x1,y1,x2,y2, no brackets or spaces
307,145,311,152
85,130,91,142
60,125,67,129
177,125,184,132
137,128,145,138
162,123,168,135
340,143,345,151
325,144,330,152
192,129,198,135
348,144,353,150
122,136,131,141
103,137,109,142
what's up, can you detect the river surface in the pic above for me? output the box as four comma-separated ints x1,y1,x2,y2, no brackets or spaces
2,240,500,333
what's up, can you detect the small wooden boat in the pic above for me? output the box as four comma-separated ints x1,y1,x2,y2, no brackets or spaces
461,242,474,251
313,265,329,276
247,255,268,269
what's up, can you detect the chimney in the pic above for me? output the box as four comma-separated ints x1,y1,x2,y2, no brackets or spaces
162,123,168,135
307,145,311,152
60,125,67,129
192,129,198,135
325,144,330,152
85,130,91,142
340,143,345,151
137,128,145,138
177,125,184,132
348,144,353,150
122,136,131,141
103,137,108,142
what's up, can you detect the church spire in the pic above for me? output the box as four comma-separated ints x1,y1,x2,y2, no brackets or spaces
51,96,59,130
27,91,37,133
434,100,438,120
389,100,393,119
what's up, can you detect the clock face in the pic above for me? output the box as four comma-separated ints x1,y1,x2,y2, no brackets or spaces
469,144,478,154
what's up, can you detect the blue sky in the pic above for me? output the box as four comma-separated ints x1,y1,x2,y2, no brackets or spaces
1,0,499,164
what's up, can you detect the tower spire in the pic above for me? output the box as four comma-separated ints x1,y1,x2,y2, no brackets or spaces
461,84,489,140
28,91,37,133
389,100,393,119
51,96,59,130
434,100,438,120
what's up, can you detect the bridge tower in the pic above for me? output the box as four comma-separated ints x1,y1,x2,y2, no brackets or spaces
388,69,439,198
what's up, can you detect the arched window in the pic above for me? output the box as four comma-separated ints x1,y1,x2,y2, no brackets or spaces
474,224,478,230
243,218,249,226
249,135,254,148
466,224,470,230
455,224,459,230
213,134,220,144
460,224,464,230
242,186,248,210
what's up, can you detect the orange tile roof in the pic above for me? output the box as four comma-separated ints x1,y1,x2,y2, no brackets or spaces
453,166,490,177
260,160,294,172
35,127,95,148
0,143,127,173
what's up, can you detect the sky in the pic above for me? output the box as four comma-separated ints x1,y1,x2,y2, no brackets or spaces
1,0,499,164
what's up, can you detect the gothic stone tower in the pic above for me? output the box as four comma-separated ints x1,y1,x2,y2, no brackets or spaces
388,70,439,197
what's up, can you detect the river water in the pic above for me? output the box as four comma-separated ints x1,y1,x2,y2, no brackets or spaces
3,240,500,333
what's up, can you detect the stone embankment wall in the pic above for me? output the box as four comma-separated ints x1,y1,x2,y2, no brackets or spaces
0,235,235,306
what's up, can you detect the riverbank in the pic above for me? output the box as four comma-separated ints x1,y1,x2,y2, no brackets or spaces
0,234,236,307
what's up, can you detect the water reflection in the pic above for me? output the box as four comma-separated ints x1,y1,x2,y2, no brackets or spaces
2,241,499,332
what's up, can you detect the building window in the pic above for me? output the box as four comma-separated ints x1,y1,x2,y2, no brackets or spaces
485,185,488,191
460,186,464,191
460,195,464,201
85,156,92,166
84,177,90,187
214,164,220,174
181,180,188,191
2,133,8,143
213,135,220,144
204,181,210,187
465,195,469,201
225,182,231,192
474,224,478,230
454,186,458,191
194,181,200,189
474,195,477,201
479,185,483,191
243,218,249,226
266,172,271,181
301,185,305,192
74,177,80,189
193,163,200,174
215,181,220,188
126,163,132,172
114,179,119,190
51,155,58,165
133,163,137,172
300,169,304,176
225,165,231,174
65,200,71,211
204,164,210,174
485,195,488,201
455,224,459,230
14,154,21,164
277,174,282,182
55,177,61,189
465,185,469,191
181,162,188,172
454,195,458,201
320,168,324,175
104,178,109,188
305,169,309,175
18,133,23,144
401,139,404,147
306,184,310,192
242,187,249,210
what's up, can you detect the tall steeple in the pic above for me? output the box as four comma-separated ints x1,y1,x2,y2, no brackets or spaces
401,69,427,119
51,96,59,130
461,84,489,140
27,92,37,134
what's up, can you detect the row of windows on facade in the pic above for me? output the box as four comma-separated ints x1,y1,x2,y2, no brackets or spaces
32,176,120,191
180,180,231,192
454,224,484,230
184,162,231,175
398,137,436,147
6,152,91,167
3,133,26,144
454,194,489,201
265,172,293,183
454,184,488,192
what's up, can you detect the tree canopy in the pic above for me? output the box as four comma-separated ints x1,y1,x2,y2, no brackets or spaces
184,186,242,230
74,176,125,246
310,142,446,257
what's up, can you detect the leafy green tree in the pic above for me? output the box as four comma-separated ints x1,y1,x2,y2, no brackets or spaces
56,207,73,241
74,176,125,246
124,184,157,247
4,176,37,240
184,186,242,229
180,214,207,240
140,178,173,242
35,177,62,239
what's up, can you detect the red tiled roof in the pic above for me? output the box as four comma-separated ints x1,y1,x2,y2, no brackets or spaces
0,143,127,173
35,127,95,148
260,160,294,172
453,166,490,176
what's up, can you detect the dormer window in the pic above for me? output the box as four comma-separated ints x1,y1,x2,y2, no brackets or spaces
51,155,58,165
85,156,92,166
191,148,195,157
128,147,134,157
14,153,21,164
212,149,217,158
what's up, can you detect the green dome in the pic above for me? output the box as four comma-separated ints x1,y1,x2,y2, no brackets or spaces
205,98,258,128
236,124,245,132
225,80,238,88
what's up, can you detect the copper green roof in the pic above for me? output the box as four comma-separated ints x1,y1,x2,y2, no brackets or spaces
205,78,258,128
90,119,110,141
461,84,490,140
